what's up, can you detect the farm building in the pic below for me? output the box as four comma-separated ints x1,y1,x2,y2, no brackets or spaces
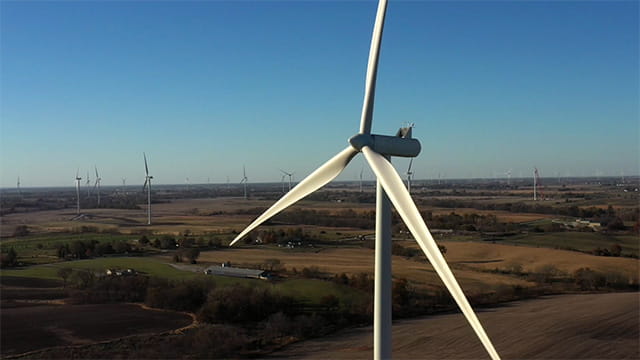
203,265,269,280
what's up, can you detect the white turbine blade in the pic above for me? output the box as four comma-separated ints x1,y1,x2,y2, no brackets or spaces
407,158,413,173
143,178,148,191
230,146,358,246
359,0,388,135
95,166,99,178
361,146,500,360
144,153,149,176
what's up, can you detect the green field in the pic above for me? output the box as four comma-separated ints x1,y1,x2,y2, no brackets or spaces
1,256,196,281
1,232,140,263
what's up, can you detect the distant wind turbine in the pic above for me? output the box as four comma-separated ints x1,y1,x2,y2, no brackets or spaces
279,169,294,192
74,170,82,215
240,165,248,199
86,171,91,198
93,166,102,206
359,166,364,192
17,176,21,196
121,178,127,196
406,158,414,193
142,153,153,225
228,1,500,359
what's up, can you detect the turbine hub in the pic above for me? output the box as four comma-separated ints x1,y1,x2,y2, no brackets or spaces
349,133,421,158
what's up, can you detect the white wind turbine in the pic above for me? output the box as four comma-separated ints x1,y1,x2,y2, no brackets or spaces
240,165,248,199
17,176,21,196
86,171,91,198
359,165,364,192
406,158,414,193
74,170,82,215
142,153,153,225
229,1,500,359
93,166,102,206
280,169,294,192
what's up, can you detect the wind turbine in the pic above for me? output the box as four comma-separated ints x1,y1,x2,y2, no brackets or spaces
240,165,248,199
280,169,294,192
93,166,102,206
406,158,414,193
505,169,512,186
229,1,500,359
121,178,127,196
280,174,287,193
74,170,82,215
16,176,21,196
359,166,364,192
142,153,153,225
533,167,538,201
86,171,91,198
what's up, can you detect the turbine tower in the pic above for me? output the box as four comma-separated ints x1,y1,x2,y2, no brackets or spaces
240,165,248,199
16,176,21,196
74,170,82,215
280,174,286,193
229,1,500,359
93,166,102,206
406,159,414,193
280,169,294,192
86,171,91,197
143,153,153,225
533,167,538,201
121,178,127,196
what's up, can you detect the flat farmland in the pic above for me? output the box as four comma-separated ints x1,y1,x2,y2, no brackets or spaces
271,292,639,359
197,246,532,293
0,303,193,357
427,207,553,223
440,241,639,279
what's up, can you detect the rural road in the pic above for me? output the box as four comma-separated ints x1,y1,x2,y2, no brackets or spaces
270,292,639,360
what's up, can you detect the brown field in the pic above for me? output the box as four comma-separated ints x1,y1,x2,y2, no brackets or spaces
440,241,640,279
197,247,532,293
428,207,552,223
1,195,553,238
270,292,640,359
0,303,193,356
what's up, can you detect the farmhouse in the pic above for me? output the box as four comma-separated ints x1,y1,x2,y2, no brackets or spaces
106,268,137,276
203,264,269,280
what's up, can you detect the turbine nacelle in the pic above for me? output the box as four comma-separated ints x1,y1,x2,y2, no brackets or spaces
348,133,421,158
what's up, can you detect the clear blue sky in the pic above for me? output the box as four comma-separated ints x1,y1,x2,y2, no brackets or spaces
1,0,638,188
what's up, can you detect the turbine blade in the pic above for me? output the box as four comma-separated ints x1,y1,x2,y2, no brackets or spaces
95,166,99,178
407,158,413,173
359,0,388,135
144,153,149,176
230,146,358,246
143,178,148,191
361,146,500,360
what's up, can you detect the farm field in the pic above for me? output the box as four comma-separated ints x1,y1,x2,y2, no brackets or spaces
0,303,193,357
197,246,532,293
271,292,640,360
1,180,638,359
0,256,201,281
